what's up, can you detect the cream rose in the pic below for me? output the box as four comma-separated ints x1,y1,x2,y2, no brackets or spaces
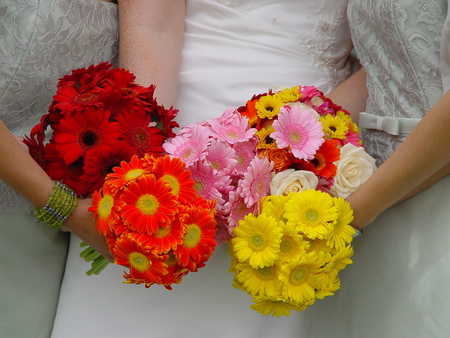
331,143,377,198
270,169,318,196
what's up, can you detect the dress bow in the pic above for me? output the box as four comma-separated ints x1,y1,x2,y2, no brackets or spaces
358,112,421,135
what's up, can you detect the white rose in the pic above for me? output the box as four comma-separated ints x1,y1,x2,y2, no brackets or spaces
270,169,319,196
331,143,377,198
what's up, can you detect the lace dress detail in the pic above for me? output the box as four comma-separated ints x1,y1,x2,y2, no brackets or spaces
0,0,119,214
348,0,446,165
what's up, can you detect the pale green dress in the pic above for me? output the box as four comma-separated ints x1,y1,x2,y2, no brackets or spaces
305,1,450,337
0,1,118,337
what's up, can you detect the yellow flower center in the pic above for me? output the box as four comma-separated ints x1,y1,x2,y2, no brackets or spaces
98,195,113,218
184,224,201,248
136,194,159,215
250,234,265,250
165,252,177,267
125,168,145,181
155,225,171,238
290,266,307,285
256,266,275,280
288,130,302,145
193,181,203,192
129,252,150,272
280,237,293,254
162,174,180,196
305,209,319,223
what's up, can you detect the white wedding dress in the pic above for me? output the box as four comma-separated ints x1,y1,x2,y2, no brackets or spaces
51,1,354,337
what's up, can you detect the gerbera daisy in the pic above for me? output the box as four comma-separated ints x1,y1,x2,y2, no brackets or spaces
152,155,196,203
174,206,217,267
82,141,138,192
120,175,178,234
322,244,354,277
277,222,309,264
105,155,148,192
271,106,325,161
256,125,277,150
250,297,300,317
223,188,258,234
52,86,104,114
255,95,284,119
141,217,186,254
116,107,166,157
237,97,259,127
260,194,292,222
235,261,282,298
188,160,228,203
274,86,302,103
205,139,237,175
240,157,273,208
284,189,338,240
320,114,349,140
89,183,121,236
279,252,324,305
310,139,340,178
162,124,210,167
298,85,323,101
232,213,283,268
208,107,256,144
232,140,258,175
54,108,120,164
326,197,355,250
113,233,167,285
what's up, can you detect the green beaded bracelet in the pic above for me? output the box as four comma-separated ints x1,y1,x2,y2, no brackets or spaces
35,181,78,229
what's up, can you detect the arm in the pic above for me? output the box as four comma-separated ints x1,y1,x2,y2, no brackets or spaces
327,67,368,123
347,90,450,229
118,0,185,108
0,119,113,260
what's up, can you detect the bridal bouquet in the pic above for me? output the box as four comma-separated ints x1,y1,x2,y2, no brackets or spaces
89,154,217,289
25,62,178,197
24,63,219,288
164,85,376,314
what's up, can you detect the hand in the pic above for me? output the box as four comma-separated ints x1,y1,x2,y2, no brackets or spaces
62,198,114,262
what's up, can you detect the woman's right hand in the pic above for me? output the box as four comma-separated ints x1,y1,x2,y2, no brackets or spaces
62,198,114,262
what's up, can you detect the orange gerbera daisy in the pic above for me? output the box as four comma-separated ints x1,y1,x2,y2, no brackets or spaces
174,206,217,267
89,183,122,236
106,155,148,192
311,139,340,178
120,175,178,234
142,217,186,253
152,156,196,203
113,233,168,285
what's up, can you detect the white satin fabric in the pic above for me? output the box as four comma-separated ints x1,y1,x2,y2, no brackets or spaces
51,1,353,337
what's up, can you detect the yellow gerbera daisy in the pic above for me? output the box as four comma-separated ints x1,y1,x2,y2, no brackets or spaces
232,213,283,268
250,297,299,317
235,261,282,298
327,197,355,249
255,95,284,119
256,125,277,149
322,244,354,276
307,238,334,255
284,189,338,240
315,274,341,299
277,222,309,264
279,251,325,305
320,114,349,139
260,193,292,222
274,86,302,103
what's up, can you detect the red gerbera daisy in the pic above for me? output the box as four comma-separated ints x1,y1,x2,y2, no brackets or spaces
113,233,168,285
116,107,166,157
174,206,217,267
120,175,179,235
152,156,196,204
53,108,121,164
82,141,138,193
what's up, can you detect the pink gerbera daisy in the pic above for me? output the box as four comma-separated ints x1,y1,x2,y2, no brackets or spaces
271,106,324,161
206,139,237,175
239,157,274,207
208,107,256,144
223,188,259,235
188,160,228,204
163,124,210,167
232,140,258,175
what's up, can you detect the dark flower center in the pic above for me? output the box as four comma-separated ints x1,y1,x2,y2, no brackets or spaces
264,136,274,144
77,128,101,150
74,93,98,105
131,127,151,149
